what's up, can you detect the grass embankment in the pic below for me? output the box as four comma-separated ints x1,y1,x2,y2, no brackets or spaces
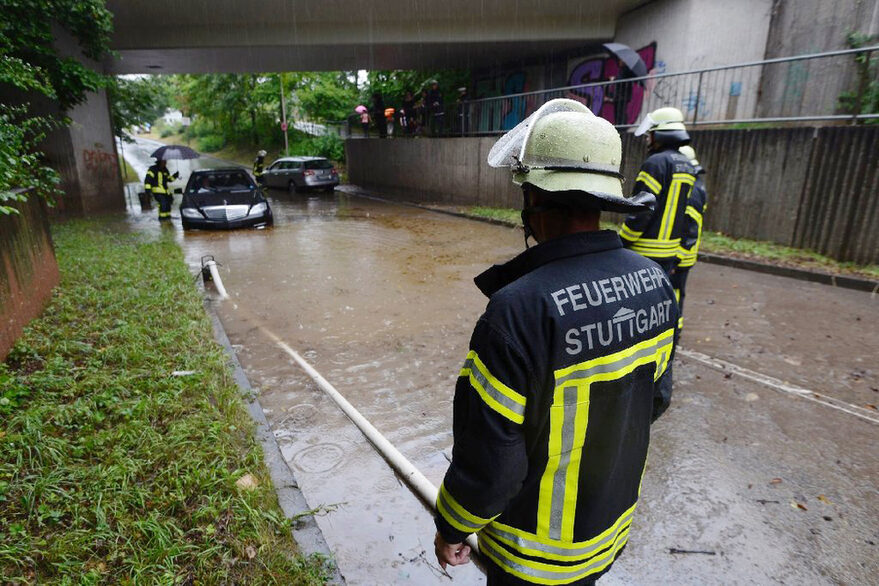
118,155,138,183
0,221,329,584
464,206,879,280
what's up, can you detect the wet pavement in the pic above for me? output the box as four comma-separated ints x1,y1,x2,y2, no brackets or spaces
121,141,878,585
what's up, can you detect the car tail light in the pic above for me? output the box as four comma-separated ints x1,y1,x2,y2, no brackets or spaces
304,170,315,176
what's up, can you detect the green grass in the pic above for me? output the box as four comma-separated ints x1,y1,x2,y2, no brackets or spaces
463,206,879,279
0,220,331,584
468,207,521,224
118,155,138,183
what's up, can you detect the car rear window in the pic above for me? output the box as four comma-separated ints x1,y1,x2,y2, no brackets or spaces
304,159,333,170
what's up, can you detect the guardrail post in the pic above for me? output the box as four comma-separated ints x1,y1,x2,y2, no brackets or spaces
852,48,873,126
693,71,704,125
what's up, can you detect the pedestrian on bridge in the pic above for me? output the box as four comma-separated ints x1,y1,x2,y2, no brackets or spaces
144,157,178,221
674,145,708,331
434,98,677,585
620,106,696,407
371,92,388,138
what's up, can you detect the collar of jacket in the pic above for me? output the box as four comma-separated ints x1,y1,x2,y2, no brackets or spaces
474,229,623,297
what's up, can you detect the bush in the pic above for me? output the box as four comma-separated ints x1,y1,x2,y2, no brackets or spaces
197,134,225,152
299,133,345,163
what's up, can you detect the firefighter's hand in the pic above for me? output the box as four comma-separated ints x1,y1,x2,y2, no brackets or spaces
172,171,180,179
434,531,471,570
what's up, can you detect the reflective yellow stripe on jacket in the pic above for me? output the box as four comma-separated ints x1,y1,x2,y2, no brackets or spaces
677,205,703,268
145,169,169,194
476,329,673,584
618,223,643,243
536,329,673,539
627,236,680,258
460,351,527,424
636,171,662,194
658,173,695,240
436,482,499,535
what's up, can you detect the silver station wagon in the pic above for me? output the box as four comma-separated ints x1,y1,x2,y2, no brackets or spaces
261,156,340,193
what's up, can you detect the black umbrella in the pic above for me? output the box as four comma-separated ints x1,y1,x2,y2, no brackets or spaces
150,144,200,161
150,144,200,180
603,42,648,81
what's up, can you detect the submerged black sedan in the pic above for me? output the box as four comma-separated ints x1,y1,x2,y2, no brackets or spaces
180,168,273,230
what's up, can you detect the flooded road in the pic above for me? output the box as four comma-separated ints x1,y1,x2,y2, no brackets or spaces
121,142,878,585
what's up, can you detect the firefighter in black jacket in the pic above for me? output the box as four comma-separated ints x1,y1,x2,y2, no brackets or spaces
674,145,708,331
619,107,695,407
620,106,695,276
434,99,678,585
253,150,267,185
144,158,178,220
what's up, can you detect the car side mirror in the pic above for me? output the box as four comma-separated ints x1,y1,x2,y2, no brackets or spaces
174,187,183,195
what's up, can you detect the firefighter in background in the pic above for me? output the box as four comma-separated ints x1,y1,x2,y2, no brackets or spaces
434,99,677,585
253,150,267,185
620,107,695,274
620,106,695,408
144,157,179,221
674,145,708,331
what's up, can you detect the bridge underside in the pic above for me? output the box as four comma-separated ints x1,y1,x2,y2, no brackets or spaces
108,40,593,75
105,0,647,74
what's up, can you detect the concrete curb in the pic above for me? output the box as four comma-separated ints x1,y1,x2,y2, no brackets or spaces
338,185,879,295
695,252,879,294
206,303,345,585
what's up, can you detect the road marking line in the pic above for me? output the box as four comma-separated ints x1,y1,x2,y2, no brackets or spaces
678,348,879,425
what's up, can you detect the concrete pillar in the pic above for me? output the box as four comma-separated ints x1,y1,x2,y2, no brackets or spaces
36,25,124,215
42,88,124,215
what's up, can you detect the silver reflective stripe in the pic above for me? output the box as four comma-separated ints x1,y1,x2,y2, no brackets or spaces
485,508,634,559
555,342,663,387
480,530,629,583
549,386,579,540
463,358,526,419
437,489,484,532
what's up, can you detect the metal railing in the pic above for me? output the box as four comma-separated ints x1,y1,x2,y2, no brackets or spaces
439,45,879,136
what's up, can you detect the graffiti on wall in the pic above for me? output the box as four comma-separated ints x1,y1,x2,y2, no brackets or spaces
566,42,657,125
474,66,543,131
83,149,118,179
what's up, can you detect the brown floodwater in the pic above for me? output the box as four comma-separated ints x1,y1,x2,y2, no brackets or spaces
122,137,877,585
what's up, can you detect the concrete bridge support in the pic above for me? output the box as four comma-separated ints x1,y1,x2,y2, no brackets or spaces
41,88,124,215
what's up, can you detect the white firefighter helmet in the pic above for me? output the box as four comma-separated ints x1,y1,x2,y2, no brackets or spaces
257,150,267,157
678,145,699,166
487,98,654,213
634,107,687,137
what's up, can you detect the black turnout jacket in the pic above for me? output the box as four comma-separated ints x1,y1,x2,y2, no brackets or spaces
436,230,678,584
620,148,696,262
677,167,707,269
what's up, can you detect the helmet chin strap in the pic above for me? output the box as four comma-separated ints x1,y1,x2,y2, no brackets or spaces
521,208,535,249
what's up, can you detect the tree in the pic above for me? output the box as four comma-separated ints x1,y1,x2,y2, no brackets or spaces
362,70,470,109
289,71,359,122
108,75,173,141
0,0,114,214
1,0,112,112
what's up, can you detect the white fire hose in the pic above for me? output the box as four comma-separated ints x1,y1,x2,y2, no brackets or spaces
201,256,480,559
201,256,229,299
259,326,480,557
